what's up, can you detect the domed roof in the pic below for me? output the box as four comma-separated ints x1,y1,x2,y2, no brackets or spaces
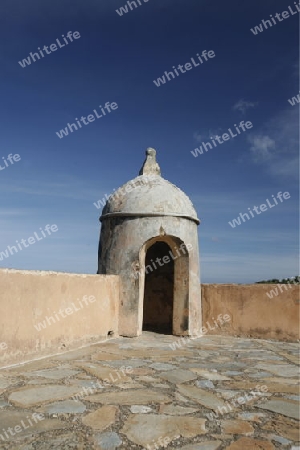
100,148,200,225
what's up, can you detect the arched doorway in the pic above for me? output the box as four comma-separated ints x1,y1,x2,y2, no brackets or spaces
142,241,174,333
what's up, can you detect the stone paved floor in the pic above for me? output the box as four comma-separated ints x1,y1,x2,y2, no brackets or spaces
0,333,299,450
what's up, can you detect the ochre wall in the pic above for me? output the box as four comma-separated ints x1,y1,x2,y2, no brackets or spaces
201,283,299,342
0,269,119,368
1,271,298,369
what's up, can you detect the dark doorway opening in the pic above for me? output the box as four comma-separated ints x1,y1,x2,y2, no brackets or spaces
142,241,174,334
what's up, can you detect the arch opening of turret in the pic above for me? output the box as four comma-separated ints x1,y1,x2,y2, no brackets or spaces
138,235,190,336
142,241,174,333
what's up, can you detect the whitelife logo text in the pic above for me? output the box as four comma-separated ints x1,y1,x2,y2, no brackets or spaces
228,191,291,228
0,153,21,172
116,0,150,16
153,50,215,87
191,121,253,157
34,295,103,331
18,31,81,68
250,3,300,35
56,102,118,139
288,91,300,106
0,224,58,261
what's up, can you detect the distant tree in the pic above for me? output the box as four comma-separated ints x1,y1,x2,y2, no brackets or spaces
256,276,300,284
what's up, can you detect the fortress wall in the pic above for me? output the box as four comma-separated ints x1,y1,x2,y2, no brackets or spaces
201,283,299,342
0,269,119,368
1,269,298,369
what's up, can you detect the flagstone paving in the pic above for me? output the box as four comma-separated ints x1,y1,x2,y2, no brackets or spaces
0,333,298,449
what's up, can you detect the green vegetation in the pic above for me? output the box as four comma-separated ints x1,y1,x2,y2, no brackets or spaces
256,276,300,284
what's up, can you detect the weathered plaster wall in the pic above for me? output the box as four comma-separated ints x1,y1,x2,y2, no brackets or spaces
201,283,299,342
98,216,201,337
1,269,297,369
0,269,119,368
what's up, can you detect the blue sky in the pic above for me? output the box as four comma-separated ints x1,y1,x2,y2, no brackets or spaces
0,0,299,282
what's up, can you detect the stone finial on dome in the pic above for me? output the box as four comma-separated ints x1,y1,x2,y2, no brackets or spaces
139,148,161,176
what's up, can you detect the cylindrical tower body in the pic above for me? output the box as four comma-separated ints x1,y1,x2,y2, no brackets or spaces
98,149,201,337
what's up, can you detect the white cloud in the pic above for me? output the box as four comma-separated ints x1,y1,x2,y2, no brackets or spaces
248,135,275,163
193,132,205,143
193,128,222,143
246,107,299,180
232,99,258,114
269,157,299,179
